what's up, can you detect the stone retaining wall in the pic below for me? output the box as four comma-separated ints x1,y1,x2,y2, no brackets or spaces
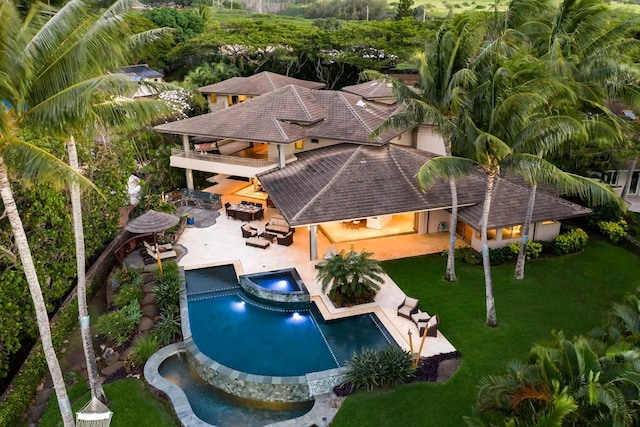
185,340,312,403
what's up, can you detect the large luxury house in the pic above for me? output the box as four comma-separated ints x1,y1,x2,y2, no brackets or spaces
154,72,591,259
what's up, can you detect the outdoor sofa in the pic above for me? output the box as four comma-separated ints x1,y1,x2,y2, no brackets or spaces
265,215,292,236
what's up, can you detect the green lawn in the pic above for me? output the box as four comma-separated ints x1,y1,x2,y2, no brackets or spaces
38,378,177,427
332,239,640,426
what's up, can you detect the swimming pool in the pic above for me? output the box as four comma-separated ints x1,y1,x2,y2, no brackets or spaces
186,266,394,377
158,353,314,427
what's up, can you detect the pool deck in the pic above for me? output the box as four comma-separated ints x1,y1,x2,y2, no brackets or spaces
176,176,458,359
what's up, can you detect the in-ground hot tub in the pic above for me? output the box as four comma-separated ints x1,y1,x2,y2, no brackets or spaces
239,268,310,303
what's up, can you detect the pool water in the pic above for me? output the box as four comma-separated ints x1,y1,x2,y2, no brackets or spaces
185,266,395,377
158,353,314,427
251,272,300,292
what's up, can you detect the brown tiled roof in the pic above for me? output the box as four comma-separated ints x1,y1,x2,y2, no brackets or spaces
198,71,325,96
155,85,405,144
342,80,396,100
258,144,486,226
456,177,592,229
259,144,591,227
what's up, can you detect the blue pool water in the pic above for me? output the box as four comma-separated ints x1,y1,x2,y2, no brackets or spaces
185,266,395,377
250,271,300,292
158,353,313,427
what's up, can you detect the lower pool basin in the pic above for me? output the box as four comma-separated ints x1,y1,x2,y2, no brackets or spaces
158,352,314,427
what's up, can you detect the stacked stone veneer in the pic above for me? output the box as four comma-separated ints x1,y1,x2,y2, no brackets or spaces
185,338,312,402
239,268,310,303
307,367,349,395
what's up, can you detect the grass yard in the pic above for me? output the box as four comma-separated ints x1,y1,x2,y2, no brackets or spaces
332,238,640,426
37,378,177,427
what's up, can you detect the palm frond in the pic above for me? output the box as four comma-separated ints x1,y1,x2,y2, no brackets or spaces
4,139,98,193
416,156,476,190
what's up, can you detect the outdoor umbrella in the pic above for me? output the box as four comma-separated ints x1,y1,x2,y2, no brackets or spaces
125,210,180,273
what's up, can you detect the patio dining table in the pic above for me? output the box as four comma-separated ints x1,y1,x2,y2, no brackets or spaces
228,203,264,222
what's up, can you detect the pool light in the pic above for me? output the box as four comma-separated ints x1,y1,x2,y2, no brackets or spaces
231,300,246,312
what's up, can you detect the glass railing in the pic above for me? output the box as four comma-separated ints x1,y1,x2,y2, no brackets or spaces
171,148,287,167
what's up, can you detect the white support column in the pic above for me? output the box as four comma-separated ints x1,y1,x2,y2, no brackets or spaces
182,135,194,190
309,225,318,260
278,144,286,169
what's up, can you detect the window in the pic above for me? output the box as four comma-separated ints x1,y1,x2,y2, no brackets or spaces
603,171,618,185
541,220,556,226
295,140,303,150
475,229,497,240
501,225,522,240
210,94,217,103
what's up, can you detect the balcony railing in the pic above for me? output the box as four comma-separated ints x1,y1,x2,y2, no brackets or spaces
170,148,291,167
170,148,274,167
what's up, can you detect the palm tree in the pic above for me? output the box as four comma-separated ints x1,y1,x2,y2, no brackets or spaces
67,138,106,402
418,50,618,327
0,3,77,424
507,0,639,279
316,248,385,307
40,0,171,406
1,0,171,421
367,13,484,282
466,332,640,426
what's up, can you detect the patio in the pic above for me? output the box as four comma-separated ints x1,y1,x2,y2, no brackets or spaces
169,175,460,359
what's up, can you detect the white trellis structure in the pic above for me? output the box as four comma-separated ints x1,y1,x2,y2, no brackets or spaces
76,396,112,427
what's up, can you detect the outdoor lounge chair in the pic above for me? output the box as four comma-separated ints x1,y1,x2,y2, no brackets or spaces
143,241,177,260
397,296,420,320
276,231,294,246
418,314,439,337
241,224,258,238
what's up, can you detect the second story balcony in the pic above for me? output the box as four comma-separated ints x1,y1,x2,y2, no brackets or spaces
170,141,296,178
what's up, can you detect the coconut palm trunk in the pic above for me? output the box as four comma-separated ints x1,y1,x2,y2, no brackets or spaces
67,137,106,403
515,183,537,280
0,157,75,427
445,179,458,282
480,172,498,327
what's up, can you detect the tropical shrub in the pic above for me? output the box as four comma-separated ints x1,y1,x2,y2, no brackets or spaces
96,302,141,346
109,267,144,293
552,228,589,255
586,201,625,228
344,346,414,392
507,241,543,260
131,335,160,366
114,284,143,308
316,248,385,307
154,261,183,316
153,313,182,346
451,247,481,265
488,247,507,265
598,220,628,244
122,301,142,325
